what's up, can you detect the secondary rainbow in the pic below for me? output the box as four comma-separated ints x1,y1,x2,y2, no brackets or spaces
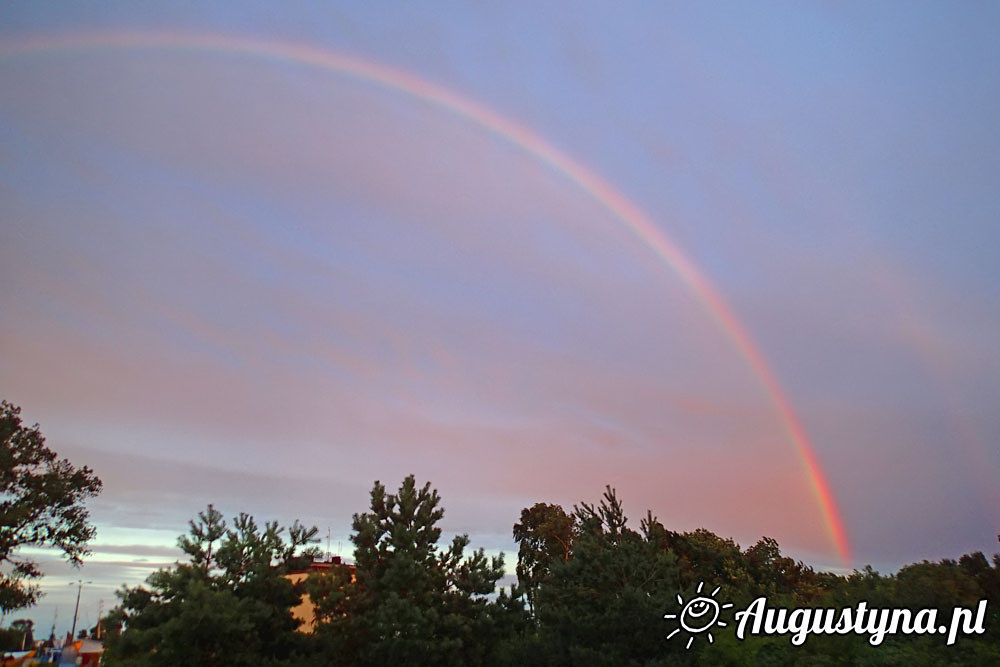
1,31,852,565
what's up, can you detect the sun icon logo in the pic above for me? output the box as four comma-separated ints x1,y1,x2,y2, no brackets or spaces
664,581,733,649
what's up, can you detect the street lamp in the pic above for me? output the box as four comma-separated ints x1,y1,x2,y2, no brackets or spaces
68,580,92,642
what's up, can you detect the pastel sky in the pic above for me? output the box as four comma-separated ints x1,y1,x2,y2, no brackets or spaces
2,2,999,635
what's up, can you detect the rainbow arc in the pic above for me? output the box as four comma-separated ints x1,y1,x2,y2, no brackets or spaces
1,31,851,565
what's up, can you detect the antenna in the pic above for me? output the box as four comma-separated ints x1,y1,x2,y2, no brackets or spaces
70,579,92,640
326,527,331,561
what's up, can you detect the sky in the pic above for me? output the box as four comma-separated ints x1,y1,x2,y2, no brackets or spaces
2,1,999,636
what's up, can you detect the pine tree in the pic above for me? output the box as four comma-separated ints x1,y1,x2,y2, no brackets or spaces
315,475,506,665
104,505,320,666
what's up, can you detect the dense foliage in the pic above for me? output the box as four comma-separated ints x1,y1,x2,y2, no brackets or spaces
103,505,321,666
310,475,509,665
101,478,1000,666
504,487,1000,666
0,619,34,652
0,401,102,613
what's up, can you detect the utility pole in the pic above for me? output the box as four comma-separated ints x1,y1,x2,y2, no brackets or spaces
69,579,92,641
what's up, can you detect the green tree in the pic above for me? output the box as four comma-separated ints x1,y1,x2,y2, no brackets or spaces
0,401,102,613
666,527,744,593
315,475,506,665
512,502,573,615
526,487,682,665
103,505,320,667
11,618,34,649
0,618,34,651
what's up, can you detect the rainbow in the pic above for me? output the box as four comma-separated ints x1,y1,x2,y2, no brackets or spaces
1,31,852,565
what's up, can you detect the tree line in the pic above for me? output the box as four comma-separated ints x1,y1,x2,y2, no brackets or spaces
3,401,999,664
100,478,1000,666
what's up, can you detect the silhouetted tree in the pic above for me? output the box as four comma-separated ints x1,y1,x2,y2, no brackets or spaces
103,505,320,667
520,487,683,664
0,618,35,651
315,475,506,665
512,502,573,615
0,401,102,612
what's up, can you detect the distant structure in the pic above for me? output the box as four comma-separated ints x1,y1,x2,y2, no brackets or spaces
287,556,356,633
